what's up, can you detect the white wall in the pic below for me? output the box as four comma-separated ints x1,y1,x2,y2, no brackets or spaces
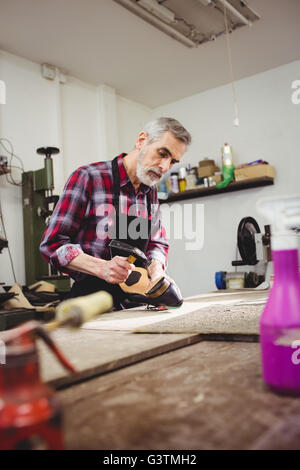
0,50,151,285
61,77,101,178
0,51,64,285
61,82,151,178
116,95,151,153
153,60,300,297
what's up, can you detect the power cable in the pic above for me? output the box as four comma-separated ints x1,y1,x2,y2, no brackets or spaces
0,198,17,283
222,0,240,126
0,138,24,186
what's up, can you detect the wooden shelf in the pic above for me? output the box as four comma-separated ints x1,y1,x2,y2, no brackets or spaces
158,177,274,204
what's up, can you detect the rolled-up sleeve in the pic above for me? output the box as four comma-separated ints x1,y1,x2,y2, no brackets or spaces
146,191,169,269
40,167,91,270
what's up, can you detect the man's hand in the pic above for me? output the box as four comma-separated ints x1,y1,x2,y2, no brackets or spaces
147,259,165,283
65,253,134,284
147,259,182,298
100,256,134,284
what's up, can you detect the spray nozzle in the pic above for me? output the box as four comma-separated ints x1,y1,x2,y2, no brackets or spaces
257,195,300,251
257,195,300,234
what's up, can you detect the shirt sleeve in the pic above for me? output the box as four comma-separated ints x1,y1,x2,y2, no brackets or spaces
146,189,169,269
40,167,91,270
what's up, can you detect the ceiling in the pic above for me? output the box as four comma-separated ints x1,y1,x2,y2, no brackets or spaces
0,0,299,108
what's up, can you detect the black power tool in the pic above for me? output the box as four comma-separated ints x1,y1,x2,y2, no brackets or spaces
109,240,183,308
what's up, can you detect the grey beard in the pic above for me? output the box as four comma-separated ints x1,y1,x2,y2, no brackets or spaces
136,149,162,187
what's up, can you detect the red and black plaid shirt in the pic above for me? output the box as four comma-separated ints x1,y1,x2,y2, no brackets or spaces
40,154,169,281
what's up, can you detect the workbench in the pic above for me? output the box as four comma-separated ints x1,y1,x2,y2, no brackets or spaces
37,291,300,450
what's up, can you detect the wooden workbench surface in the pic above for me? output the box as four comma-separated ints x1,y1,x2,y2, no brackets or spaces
39,291,267,387
40,289,294,449
59,340,300,450
39,328,200,388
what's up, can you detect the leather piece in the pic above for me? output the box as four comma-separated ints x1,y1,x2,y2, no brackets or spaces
126,281,183,308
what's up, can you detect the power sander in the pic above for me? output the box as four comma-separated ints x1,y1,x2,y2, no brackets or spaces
109,240,183,308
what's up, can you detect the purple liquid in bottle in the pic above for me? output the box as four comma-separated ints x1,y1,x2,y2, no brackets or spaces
260,249,300,395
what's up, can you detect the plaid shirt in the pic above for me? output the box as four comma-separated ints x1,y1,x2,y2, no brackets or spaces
40,153,169,281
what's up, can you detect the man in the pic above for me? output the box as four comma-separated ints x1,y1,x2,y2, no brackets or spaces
40,117,191,308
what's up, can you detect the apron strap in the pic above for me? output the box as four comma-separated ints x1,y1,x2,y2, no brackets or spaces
112,156,152,241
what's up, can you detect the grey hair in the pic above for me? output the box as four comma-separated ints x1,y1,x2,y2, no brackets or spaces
142,117,192,146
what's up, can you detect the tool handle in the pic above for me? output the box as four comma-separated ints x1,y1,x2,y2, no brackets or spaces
127,255,137,264
52,291,113,329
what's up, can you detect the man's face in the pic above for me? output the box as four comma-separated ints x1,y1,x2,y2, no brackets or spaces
136,131,186,186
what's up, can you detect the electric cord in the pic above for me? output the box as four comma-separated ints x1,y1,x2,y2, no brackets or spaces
4,165,24,186
222,0,240,126
0,137,24,186
0,138,26,283
0,199,17,284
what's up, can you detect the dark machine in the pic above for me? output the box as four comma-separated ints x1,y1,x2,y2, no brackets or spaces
22,147,70,291
215,217,271,290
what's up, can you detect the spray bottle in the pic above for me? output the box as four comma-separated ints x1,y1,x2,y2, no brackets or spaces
217,143,235,189
257,195,300,395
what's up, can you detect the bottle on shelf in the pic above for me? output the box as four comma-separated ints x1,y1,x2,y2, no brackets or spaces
217,143,235,189
185,164,197,190
178,167,187,192
170,172,179,193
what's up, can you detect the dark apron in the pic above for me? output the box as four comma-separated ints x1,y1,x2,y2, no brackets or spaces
65,156,152,310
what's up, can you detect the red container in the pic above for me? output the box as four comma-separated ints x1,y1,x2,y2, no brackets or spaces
0,321,75,449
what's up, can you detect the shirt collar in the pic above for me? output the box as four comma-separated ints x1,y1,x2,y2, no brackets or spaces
117,153,152,194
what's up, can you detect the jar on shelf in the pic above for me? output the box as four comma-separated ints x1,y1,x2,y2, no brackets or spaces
178,167,186,192
170,172,179,193
185,165,197,190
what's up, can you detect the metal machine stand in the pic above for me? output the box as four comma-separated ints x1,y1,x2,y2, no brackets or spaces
22,147,70,291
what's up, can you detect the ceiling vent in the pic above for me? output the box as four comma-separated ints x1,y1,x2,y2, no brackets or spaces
113,0,260,47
